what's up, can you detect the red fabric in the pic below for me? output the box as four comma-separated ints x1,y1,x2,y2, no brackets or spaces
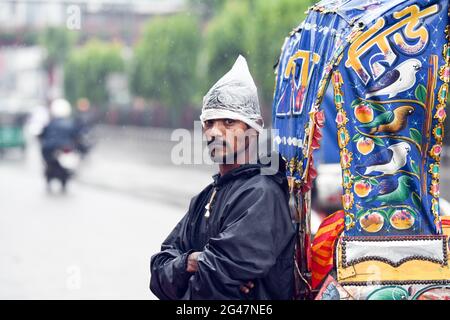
311,210,345,289
442,216,450,226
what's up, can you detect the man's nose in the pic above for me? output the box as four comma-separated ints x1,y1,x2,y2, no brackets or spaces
208,121,224,137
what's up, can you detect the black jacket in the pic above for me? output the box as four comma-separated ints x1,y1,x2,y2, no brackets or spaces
150,156,296,300
39,118,79,152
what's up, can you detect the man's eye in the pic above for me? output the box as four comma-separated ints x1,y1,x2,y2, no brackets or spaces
225,119,235,125
204,121,213,127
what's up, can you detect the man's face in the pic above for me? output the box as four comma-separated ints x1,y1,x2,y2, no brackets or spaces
203,118,256,164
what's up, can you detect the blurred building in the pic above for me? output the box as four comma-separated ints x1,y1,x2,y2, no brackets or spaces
0,46,46,112
0,0,185,45
0,0,186,113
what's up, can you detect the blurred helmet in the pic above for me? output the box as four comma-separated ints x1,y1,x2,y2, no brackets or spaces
200,55,264,132
50,99,72,118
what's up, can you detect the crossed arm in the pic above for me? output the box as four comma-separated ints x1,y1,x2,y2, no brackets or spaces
150,184,291,300
186,251,254,294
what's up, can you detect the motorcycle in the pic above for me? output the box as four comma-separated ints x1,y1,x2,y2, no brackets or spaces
45,146,80,193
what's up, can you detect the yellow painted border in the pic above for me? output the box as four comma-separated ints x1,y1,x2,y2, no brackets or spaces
337,236,450,283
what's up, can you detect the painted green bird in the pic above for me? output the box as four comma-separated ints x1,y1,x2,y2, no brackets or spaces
366,176,415,205
359,106,414,134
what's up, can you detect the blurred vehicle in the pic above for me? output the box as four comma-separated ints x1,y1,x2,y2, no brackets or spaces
44,145,81,192
39,99,81,192
0,111,28,157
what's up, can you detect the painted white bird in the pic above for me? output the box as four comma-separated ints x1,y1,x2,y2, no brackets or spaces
356,142,411,175
365,59,422,99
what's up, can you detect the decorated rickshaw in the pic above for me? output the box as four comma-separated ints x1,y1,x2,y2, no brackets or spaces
272,0,450,299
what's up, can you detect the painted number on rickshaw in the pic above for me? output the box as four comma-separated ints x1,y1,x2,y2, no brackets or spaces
275,50,321,117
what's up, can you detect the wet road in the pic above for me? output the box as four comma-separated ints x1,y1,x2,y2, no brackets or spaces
0,125,214,299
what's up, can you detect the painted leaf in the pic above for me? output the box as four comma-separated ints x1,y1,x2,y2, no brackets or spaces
351,98,362,108
412,192,421,209
407,208,418,217
415,84,427,104
410,128,422,145
356,208,365,219
352,133,362,142
370,103,386,113
410,160,420,176
373,137,385,147
387,208,396,217
379,210,389,220
369,178,380,186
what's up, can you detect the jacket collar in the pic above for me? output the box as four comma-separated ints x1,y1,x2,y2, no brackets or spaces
211,152,287,189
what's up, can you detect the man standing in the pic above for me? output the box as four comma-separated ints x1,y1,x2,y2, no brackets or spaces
150,56,296,300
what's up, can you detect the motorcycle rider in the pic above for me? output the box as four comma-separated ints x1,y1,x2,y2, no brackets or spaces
39,99,80,193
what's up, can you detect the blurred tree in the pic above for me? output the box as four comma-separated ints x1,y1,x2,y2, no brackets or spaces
247,0,314,117
202,1,251,93
64,40,124,109
187,0,227,20
200,0,312,121
129,14,201,126
39,27,77,92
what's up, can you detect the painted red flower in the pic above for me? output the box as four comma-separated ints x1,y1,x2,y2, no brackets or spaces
314,110,325,127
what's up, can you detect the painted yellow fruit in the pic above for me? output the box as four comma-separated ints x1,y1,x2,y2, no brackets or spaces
390,209,415,230
354,180,372,198
356,137,375,155
360,212,384,233
354,103,374,123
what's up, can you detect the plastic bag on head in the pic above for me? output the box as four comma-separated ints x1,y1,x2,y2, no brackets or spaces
200,55,264,132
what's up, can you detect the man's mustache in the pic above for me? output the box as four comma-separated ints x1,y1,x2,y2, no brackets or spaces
207,137,228,149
